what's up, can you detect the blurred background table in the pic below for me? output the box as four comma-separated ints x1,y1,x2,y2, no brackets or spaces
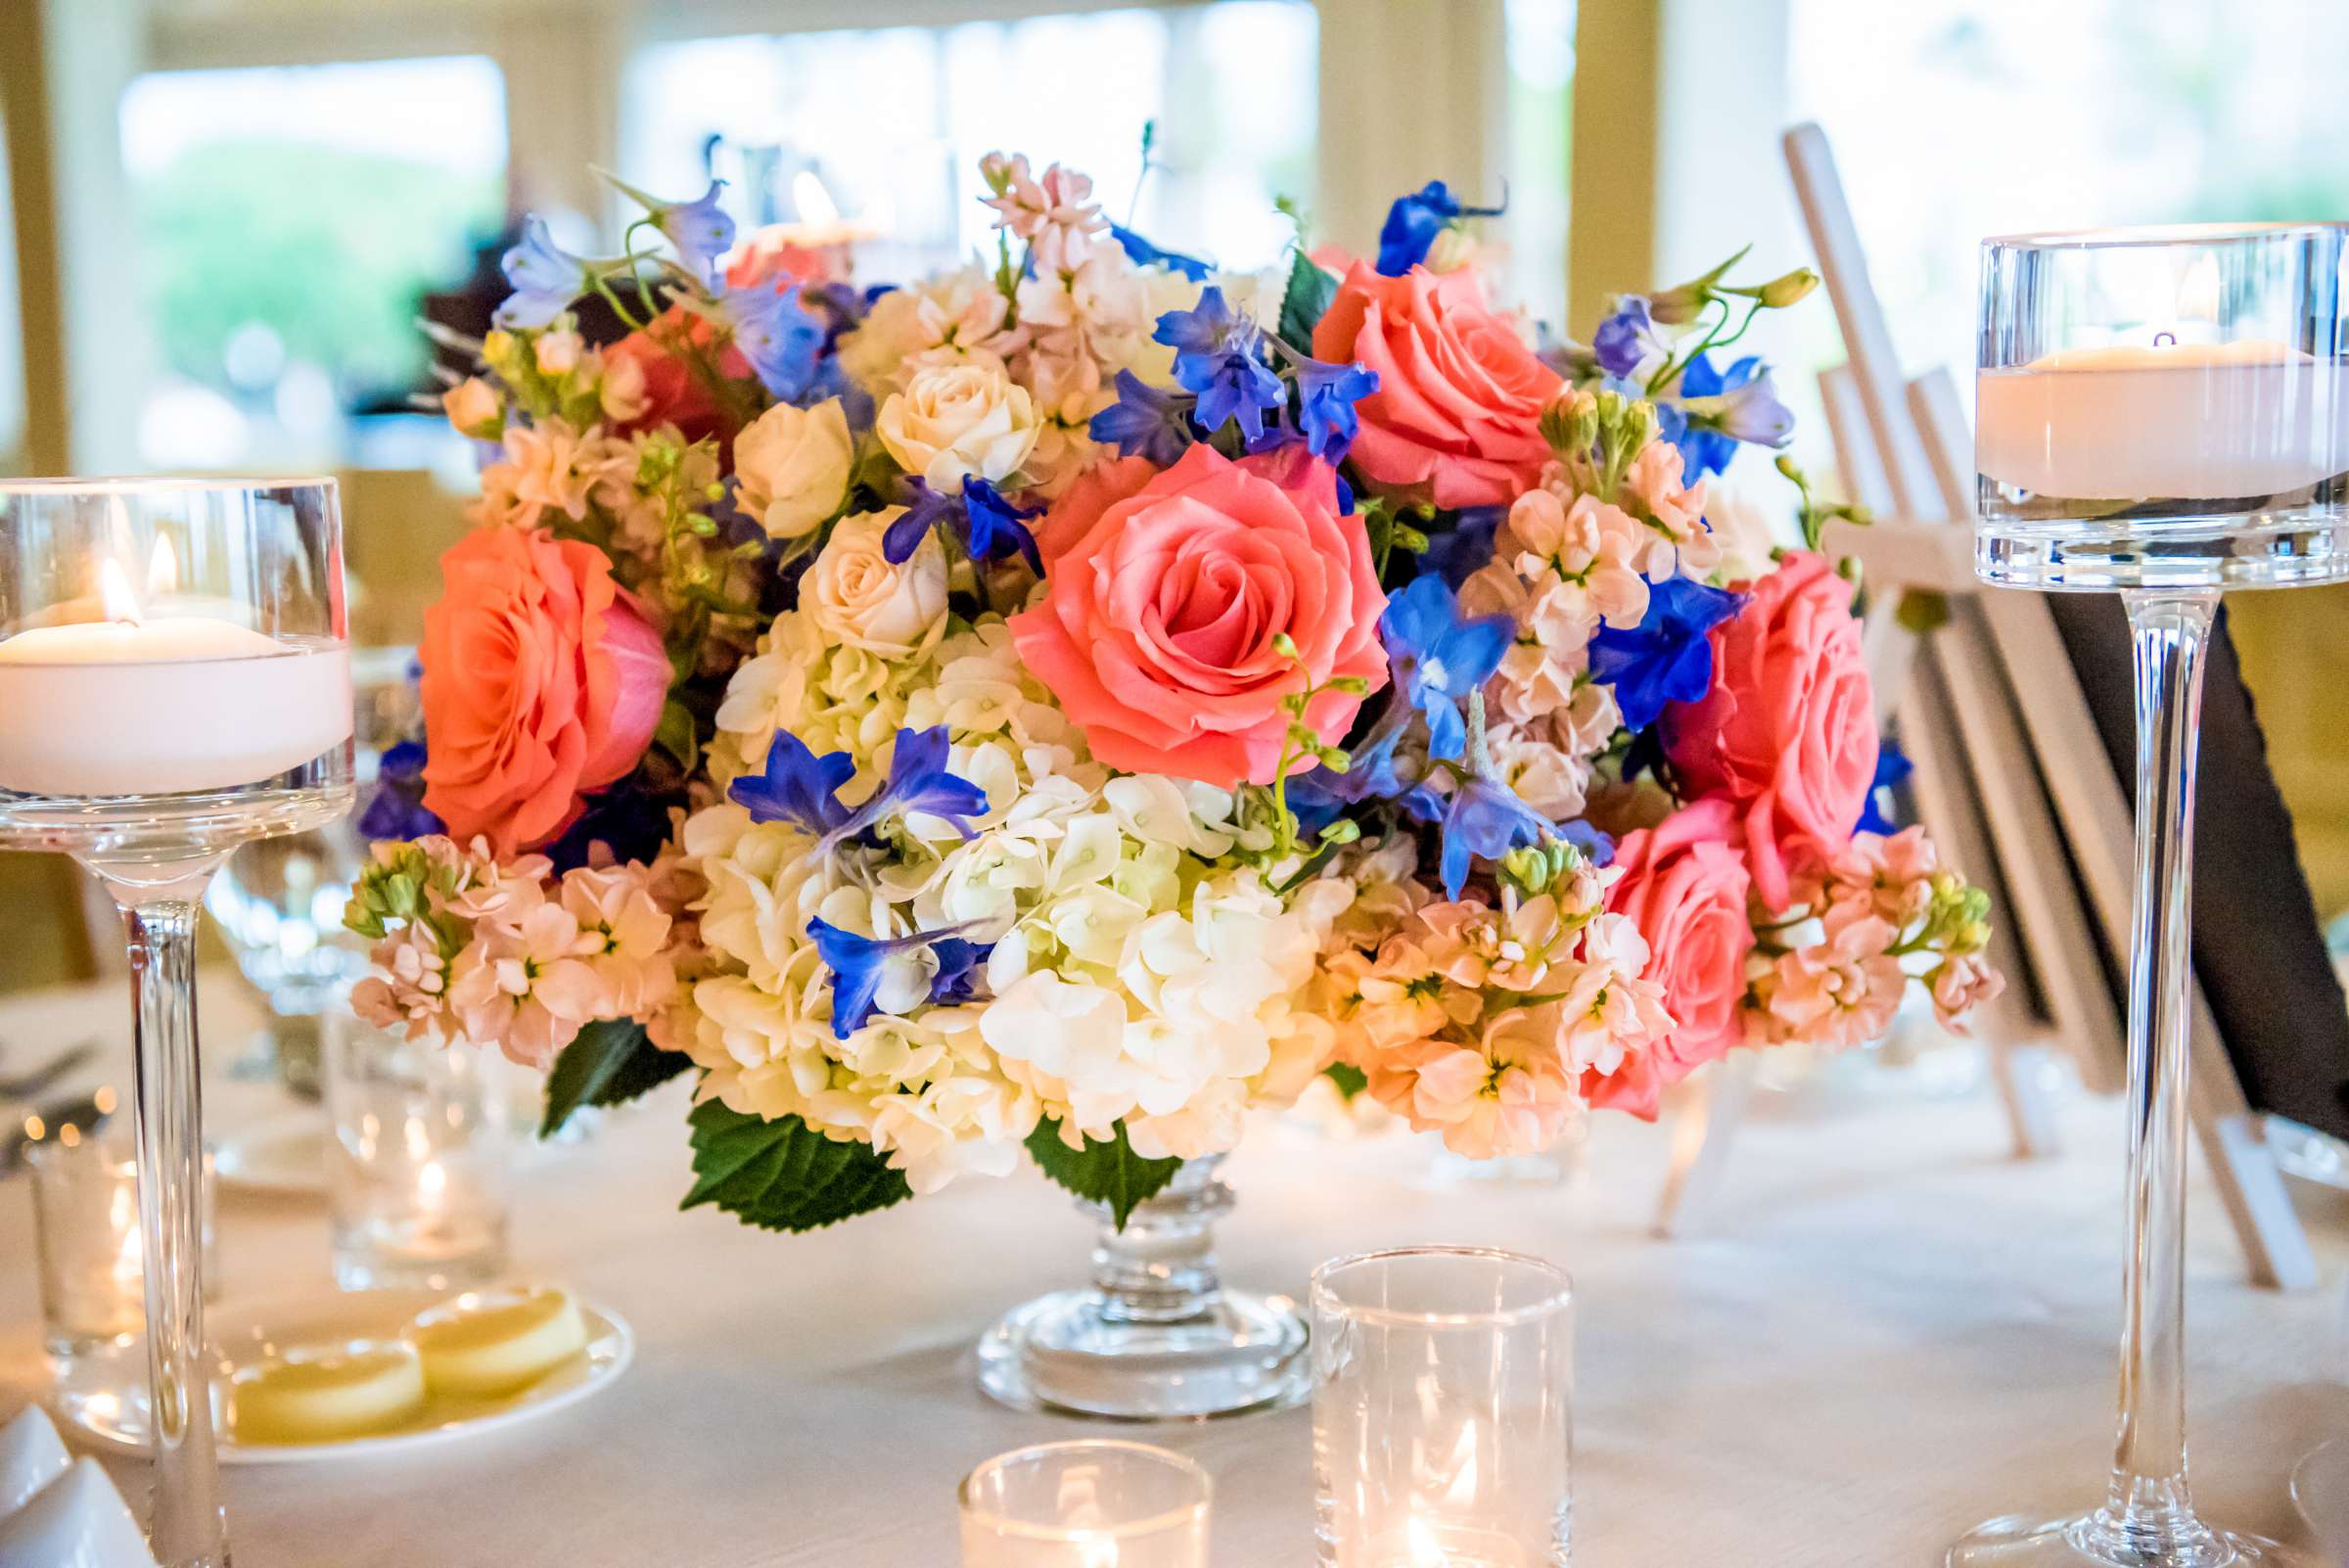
0,972,2341,1568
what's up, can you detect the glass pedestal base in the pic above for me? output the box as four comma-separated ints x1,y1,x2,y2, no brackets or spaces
975,1284,1311,1420
975,1155,1311,1420
1949,1512,2320,1568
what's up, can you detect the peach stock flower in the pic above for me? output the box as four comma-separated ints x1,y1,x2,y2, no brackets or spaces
1662,550,1876,911
1311,260,1562,508
421,529,669,856
1008,443,1388,788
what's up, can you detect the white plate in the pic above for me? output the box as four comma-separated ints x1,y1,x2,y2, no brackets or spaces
2296,1438,2349,1565
210,1116,327,1196
62,1290,632,1464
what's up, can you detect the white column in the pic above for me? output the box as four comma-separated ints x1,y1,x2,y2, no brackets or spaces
1313,0,1507,259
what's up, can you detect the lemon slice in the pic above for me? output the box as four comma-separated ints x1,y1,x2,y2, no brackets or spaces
406,1288,588,1399
230,1343,427,1444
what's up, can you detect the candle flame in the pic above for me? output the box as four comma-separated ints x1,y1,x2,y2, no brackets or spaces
147,534,179,599
1407,1516,1445,1565
1077,1536,1119,1568
793,170,841,226
99,558,142,625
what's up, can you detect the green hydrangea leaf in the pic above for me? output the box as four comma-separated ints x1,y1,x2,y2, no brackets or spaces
1277,248,1340,350
538,1019,688,1139
1025,1119,1181,1230
682,1098,912,1232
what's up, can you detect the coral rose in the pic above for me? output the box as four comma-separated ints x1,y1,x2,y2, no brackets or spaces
420,529,669,856
1009,443,1388,788
602,302,750,446
1604,796,1756,1092
1310,260,1562,508
1032,454,1157,568
1662,550,1875,912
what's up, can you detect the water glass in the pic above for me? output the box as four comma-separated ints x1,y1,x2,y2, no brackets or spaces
1313,1248,1575,1568
958,1441,1211,1568
27,1127,217,1442
324,1008,508,1291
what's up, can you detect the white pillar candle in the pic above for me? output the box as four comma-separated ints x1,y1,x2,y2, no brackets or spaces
1975,339,2349,502
0,566,350,797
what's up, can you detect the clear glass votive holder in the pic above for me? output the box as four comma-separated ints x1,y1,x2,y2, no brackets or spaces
1313,1248,1575,1568
958,1441,1212,1568
323,1007,509,1292
28,1127,217,1441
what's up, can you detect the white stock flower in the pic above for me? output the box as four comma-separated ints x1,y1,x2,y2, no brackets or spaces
734,397,853,540
875,361,1041,493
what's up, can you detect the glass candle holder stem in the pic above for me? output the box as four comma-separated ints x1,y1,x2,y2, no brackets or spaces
117,877,227,1568
2108,587,2217,1545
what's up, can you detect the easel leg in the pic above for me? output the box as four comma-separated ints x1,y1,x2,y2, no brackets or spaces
1652,1051,1761,1239
2195,1111,2319,1291
1984,1037,2065,1160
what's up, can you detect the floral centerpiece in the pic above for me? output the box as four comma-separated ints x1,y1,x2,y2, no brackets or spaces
349,155,1998,1242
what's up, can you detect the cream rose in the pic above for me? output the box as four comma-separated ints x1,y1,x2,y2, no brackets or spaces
442,377,501,438
875,362,1040,493
803,510,948,657
735,397,853,539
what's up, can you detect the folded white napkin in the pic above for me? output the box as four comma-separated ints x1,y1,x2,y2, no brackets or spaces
0,1408,158,1568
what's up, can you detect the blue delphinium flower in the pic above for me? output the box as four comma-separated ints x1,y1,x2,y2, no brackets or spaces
830,725,990,845
542,776,679,874
1294,358,1380,460
960,479,1044,574
1420,506,1504,589
1374,181,1503,276
1089,370,1192,466
1378,575,1512,761
1857,742,1914,836
727,730,855,837
657,180,737,283
1591,295,1662,380
1286,700,1445,832
355,739,441,842
722,281,826,400
1667,353,1792,478
494,217,588,329
807,920,992,1039
881,478,961,564
1109,222,1212,282
1438,775,1552,899
1156,288,1284,442
1586,576,1744,733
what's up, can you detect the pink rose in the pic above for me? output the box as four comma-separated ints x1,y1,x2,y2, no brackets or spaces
1311,261,1562,508
1662,550,1877,912
1031,454,1158,569
1009,443,1388,787
421,529,669,856
603,303,751,450
1605,797,1756,1091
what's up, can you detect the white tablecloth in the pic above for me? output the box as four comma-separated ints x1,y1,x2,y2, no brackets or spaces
1,974,2342,1567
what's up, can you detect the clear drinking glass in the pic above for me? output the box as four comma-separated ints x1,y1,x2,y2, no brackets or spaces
27,1128,218,1445
0,476,352,1568
1959,227,2349,1568
324,1006,509,1292
958,1441,1212,1568
1312,1247,1575,1568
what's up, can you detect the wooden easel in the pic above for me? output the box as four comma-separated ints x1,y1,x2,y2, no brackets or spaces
1658,124,2318,1291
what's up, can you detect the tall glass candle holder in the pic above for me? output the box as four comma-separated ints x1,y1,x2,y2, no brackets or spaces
1312,1248,1574,1568
1961,226,2348,1568
0,478,354,1568
958,1441,1211,1568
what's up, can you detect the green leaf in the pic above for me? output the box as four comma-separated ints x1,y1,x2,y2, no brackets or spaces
538,1020,687,1138
1025,1119,1181,1230
654,699,701,772
1895,588,1952,635
681,1099,912,1232
1323,1062,1369,1100
1277,247,1339,350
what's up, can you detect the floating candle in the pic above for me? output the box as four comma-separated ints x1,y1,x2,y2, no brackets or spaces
0,558,351,797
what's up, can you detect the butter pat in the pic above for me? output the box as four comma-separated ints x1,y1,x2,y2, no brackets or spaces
407,1289,588,1398
230,1343,428,1445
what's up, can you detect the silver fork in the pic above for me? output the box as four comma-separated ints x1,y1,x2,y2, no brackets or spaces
0,1041,98,1101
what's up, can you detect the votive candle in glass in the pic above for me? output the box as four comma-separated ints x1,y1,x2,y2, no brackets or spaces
1313,1248,1575,1568
958,1441,1211,1568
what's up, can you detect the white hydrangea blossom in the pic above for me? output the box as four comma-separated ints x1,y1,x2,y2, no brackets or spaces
671,610,1342,1194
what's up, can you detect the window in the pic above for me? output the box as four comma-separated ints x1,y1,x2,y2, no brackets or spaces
118,55,508,469
620,4,1317,281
